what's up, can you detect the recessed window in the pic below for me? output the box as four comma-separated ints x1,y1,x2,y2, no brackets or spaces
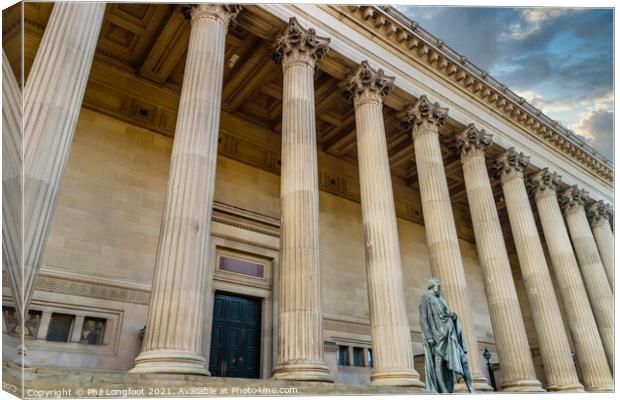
337,345,349,366
219,256,264,278
367,348,373,368
24,310,43,339
3,307,41,339
353,347,364,367
2,307,42,339
46,313,75,343
2,307,18,335
80,317,107,345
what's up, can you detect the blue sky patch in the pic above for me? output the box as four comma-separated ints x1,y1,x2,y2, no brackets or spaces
394,6,613,162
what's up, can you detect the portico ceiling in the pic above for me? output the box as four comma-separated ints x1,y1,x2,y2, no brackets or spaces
7,2,558,253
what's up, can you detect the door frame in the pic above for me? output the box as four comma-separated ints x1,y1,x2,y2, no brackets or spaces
209,291,263,378
203,235,278,379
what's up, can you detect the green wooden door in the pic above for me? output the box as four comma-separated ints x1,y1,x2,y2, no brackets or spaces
209,292,261,378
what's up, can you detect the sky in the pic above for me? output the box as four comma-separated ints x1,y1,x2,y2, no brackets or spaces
394,6,614,163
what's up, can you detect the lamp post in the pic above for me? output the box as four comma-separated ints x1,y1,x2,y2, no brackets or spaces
483,348,498,391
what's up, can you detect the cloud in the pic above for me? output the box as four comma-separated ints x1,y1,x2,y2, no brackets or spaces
569,109,614,161
520,90,612,115
521,8,574,24
394,7,612,95
394,6,613,163
493,10,612,96
505,8,579,39
393,7,515,67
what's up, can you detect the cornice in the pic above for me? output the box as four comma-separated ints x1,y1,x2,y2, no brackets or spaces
2,269,151,305
340,5,613,185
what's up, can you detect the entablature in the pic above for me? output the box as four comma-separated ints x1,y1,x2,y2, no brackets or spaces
338,5,612,188
253,4,611,202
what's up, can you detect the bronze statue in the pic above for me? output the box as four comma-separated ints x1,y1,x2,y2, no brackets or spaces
418,277,475,393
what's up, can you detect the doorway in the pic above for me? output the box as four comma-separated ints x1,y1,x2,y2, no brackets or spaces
208,292,262,378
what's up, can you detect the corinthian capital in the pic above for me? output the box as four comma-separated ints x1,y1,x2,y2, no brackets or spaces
493,148,530,181
455,124,492,160
271,17,330,69
559,186,588,215
402,95,448,130
342,61,395,104
182,4,242,26
587,200,612,227
528,168,561,199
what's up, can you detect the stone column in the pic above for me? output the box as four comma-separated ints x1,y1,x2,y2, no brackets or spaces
402,97,491,391
560,187,614,369
343,61,423,388
270,17,331,382
494,149,583,392
3,48,23,317
3,49,25,366
22,2,105,347
455,125,543,392
587,201,614,291
529,169,612,391
130,4,242,375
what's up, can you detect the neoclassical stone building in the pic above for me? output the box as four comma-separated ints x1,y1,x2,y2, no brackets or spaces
2,2,614,394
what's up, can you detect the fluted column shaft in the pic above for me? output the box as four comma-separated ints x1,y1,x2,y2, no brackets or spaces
131,5,240,375
403,98,490,391
588,202,614,291
3,50,23,285
344,62,423,388
592,223,614,290
3,49,24,356
495,151,582,392
456,127,542,392
270,18,331,382
356,98,419,386
22,2,105,338
562,191,614,369
530,173,612,391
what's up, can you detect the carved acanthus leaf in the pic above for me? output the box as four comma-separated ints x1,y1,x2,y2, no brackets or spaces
587,200,612,227
559,186,589,214
342,61,395,102
271,17,330,66
528,168,562,198
493,148,529,179
401,95,448,130
455,124,492,159
181,4,242,26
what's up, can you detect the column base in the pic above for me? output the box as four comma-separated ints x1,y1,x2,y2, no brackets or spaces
546,383,585,392
454,374,493,392
501,378,546,392
12,344,31,368
473,380,494,392
129,349,210,375
272,360,332,382
370,369,425,388
583,385,614,392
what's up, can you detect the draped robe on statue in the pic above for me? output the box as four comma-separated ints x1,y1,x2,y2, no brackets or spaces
418,291,473,393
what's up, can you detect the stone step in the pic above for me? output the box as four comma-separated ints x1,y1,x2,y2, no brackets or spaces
2,363,426,398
